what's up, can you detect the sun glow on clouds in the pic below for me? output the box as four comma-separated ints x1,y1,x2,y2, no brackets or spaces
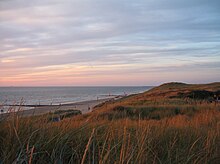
4,48,32,53
0,0,220,86
1,59,15,63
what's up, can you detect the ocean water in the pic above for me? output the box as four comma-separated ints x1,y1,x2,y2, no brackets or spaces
0,86,152,106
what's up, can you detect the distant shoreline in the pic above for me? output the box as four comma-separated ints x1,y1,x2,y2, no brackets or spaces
0,96,125,118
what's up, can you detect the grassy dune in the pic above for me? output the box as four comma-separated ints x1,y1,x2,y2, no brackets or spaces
0,82,220,163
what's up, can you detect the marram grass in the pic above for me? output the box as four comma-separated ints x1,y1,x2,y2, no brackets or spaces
0,104,220,164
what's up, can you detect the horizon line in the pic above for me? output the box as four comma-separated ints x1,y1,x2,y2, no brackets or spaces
0,81,219,87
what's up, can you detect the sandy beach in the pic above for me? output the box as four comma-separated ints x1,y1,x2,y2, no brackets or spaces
0,97,115,118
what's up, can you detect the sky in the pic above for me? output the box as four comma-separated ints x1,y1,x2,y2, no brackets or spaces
0,0,220,86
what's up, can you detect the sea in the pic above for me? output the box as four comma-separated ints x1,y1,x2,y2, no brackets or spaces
0,86,152,106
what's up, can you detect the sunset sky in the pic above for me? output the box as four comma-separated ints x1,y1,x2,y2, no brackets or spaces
0,0,220,86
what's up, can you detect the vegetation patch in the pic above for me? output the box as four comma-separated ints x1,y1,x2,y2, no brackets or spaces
105,105,199,120
48,109,82,122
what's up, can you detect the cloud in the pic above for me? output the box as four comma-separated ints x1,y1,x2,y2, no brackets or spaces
0,0,220,85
